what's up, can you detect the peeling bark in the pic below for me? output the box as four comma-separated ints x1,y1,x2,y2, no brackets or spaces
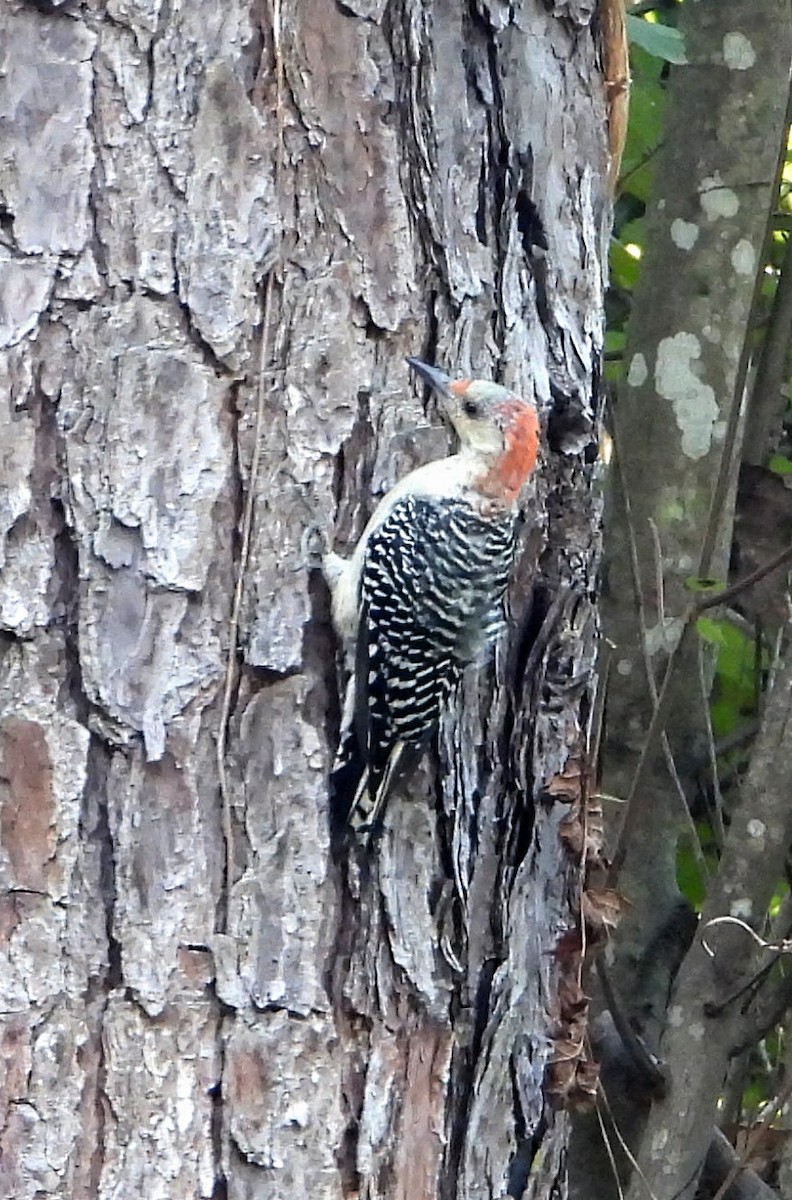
0,2,608,1197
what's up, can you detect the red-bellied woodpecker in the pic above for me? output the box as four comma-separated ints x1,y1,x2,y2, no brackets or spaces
323,357,540,839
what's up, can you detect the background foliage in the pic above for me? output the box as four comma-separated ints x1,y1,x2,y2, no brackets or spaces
604,1,792,1189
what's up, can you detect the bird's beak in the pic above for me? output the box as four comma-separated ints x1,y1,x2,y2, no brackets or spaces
406,357,452,396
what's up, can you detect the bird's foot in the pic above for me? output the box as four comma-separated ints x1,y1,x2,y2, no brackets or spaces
360,818,386,851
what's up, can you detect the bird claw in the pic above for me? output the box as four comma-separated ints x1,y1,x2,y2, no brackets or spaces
359,818,386,850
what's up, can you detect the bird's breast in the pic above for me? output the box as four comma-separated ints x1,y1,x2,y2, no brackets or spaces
363,496,516,665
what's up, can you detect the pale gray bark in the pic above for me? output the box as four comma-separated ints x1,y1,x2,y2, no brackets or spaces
0,2,608,1198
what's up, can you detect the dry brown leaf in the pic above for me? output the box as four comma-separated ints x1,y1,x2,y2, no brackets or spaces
551,928,583,962
559,811,585,854
550,1033,585,1063
557,977,590,1019
575,1059,600,1094
565,1060,601,1113
546,1058,577,1098
584,795,605,854
546,1056,600,1112
581,887,629,933
546,759,584,803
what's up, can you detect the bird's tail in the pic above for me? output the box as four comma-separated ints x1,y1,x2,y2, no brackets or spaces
329,734,406,846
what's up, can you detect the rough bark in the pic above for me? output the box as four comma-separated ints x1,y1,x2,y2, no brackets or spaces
0,2,609,1198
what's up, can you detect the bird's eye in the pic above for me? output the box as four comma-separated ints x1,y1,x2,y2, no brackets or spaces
463,399,481,418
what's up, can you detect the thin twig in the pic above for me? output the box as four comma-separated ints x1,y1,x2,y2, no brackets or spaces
611,528,792,878
587,639,612,774
696,543,792,614
710,1078,792,1200
697,383,748,588
596,1095,626,1200
578,800,589,986
698,637,726,851
702,914,792,1025
647,517,666,626
216,0,284,925
578,646,613,981
701,915,792,960
611,619,696,879
617,142,663,195
216,276,276,902
598,1081,661,1200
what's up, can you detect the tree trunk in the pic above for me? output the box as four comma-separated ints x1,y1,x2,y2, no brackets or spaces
0,2,609,1197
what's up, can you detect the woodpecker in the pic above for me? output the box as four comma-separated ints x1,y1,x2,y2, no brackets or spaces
323,357,540,838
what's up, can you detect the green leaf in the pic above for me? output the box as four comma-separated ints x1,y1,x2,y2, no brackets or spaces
696,615,723,644
710,696,738,738
618,48,666,201
768,879,789,919
626,14,687,64
610,239,641,290
769,453,792,476
685,577,724,594
698,616,764,739
676,837,706,909
629,41,666,86
604,327,626,383
697,617,762,680
618,217,647,258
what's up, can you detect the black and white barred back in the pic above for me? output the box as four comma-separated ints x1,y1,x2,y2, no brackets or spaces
331,494,516,831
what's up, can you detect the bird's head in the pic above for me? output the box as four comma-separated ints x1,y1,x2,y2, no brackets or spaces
407,357,539,503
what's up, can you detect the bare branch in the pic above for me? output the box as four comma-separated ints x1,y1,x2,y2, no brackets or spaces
736,969,792,1052
710,1080,792,1200
695,543,792,614
596,959,668,1096
698,638,726,851
701,1128,784,1200
610,542,792,877
744,231,792,465
625,638,792,1199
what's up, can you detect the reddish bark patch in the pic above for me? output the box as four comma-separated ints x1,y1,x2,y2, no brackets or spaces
142,752,193,815
0,719,55,891
0,1016,33,1192
72,1029,104,1199
178,947,215,987
0,895,21,947
0,1015,32,1107
393,1023,452,1200
226,1039,271,1119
